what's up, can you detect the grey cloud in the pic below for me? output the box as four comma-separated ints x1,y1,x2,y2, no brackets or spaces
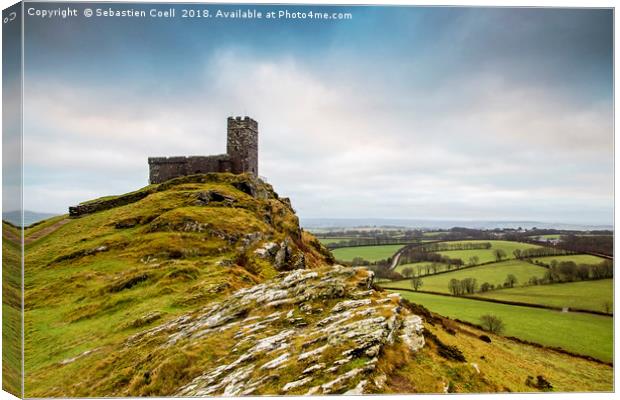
22,44,612,224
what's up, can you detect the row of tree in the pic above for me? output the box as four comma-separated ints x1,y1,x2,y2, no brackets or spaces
449,274,519,295
557,235,613,257
416,242,492,252
326,238,416,249
398,248,464,267
448,277,479,295
513,247,570,259
533,260,613,283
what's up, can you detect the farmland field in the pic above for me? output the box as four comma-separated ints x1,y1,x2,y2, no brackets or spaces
476,279,613,313
394,261,450,276
422,231,448,237
435,240,544,264
317,237,357,245
529,234,562,240
383,260,548,294
532,254,606,266
391,290,613,362
331,244,405,262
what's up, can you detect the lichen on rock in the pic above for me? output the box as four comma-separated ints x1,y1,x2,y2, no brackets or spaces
124,266,425,396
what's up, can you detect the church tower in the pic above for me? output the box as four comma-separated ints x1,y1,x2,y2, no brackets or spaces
227,116,258,176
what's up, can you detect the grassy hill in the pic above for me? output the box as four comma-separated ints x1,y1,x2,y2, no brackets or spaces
13,173,613,395
2,222,22,396
22,173,334,396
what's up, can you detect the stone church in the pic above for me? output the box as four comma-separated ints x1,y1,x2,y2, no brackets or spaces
148,116,258,184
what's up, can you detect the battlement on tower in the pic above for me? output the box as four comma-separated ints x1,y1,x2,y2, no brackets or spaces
148,117,258,184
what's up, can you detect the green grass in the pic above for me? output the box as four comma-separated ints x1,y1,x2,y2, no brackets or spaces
533,254,606,266
331,244,405,262
24,214,68,237
2,225,22,396
21,174,335,397
391,290,613,362
317,237,357,245
435,240,544,264
529,234,562,240
422,231,448,237
476,279,613,313
383,260,548,294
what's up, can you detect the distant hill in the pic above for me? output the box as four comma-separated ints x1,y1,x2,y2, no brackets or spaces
2,210,59,227
301,218,613,231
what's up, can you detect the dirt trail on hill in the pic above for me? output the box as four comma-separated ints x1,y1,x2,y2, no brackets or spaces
25,218,70,244
2,227,21,244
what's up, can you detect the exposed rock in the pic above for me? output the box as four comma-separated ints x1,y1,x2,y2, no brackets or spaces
400,315,425,352
321,367,363,394
471,363,480,374
261,353,290,370
373,373,387,389
254,242,280,258
125,266,424,396
274,238,306,271
332,299,372,313
344,379,368,395
59,349,97,365
302,363,325,375
124,312,162,329
194,190,237,206
281,377,313,393
298,344,329,361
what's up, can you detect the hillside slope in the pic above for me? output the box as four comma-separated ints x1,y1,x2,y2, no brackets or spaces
21,173,612,396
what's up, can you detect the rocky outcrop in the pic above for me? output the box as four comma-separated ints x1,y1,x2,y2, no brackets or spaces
127,266,425,395
254,238,306,271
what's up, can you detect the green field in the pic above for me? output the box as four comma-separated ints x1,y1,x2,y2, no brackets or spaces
394,261,451,276
317,237,357,245
383,260,548,294
529,234,562,240
436,240,544,264
422,231,448,237
532,254,606,266
331,244,405,262
476,279,613,313
391,290,613,362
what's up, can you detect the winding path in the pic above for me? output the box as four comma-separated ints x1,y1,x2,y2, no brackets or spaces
24,218,70,244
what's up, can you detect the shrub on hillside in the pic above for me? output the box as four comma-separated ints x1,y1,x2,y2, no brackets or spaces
479,314,505,334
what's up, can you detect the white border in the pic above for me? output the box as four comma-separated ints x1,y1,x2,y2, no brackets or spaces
0,1,615,400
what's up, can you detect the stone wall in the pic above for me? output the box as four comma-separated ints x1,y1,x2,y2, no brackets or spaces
148,155,232,184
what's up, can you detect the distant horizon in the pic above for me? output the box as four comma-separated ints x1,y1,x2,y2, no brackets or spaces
299,217,614,230
3,209,613,230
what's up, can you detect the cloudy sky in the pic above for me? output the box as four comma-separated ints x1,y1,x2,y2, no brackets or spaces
18,5,613,225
